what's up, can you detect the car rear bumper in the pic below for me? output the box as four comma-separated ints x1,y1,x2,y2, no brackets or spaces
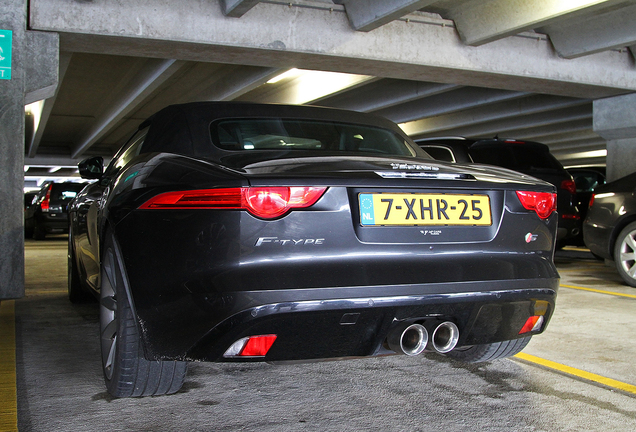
136,278,558,362
112,203,559,362
556,213,581,241
37,213,69,233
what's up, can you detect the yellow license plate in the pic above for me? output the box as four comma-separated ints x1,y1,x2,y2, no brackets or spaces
359,193,492,226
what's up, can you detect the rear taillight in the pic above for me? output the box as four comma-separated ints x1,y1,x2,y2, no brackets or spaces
561,214,580,220
139,187,327,219
560,179,576,195
516,191,557,219
40,184,52,212
519,316,544,334
589,194,595,208
223,335,277,358
519,300,548,334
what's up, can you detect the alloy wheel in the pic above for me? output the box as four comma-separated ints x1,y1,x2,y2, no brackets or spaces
100,247,118,380
618,228,636,283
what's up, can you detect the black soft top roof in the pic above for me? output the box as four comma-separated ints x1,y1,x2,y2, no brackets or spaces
140,102,408,158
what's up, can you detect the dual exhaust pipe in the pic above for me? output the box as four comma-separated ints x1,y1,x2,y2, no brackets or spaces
387,321,459,356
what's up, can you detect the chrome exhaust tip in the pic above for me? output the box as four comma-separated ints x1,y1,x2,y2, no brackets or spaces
387,323,428,356
431,321,460,353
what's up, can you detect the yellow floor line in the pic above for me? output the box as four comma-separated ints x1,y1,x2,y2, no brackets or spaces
558,267,605,273
0,301,18,432
514,352,636,395
560,284,636,299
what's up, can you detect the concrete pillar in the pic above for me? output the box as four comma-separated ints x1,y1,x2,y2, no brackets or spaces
0,0,27,300
0,1,58,300
593,93,636,182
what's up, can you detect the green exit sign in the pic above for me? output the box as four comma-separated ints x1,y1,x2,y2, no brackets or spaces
0,30,12,80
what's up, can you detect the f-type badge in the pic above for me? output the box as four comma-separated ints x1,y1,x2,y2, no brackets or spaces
525,233,538,243
390,163,439,171
255,237,325,246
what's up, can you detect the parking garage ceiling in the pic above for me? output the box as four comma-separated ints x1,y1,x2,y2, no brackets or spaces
23,0,636,187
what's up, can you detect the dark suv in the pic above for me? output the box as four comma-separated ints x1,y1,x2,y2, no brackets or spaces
25,181,87,239
416,137,580,244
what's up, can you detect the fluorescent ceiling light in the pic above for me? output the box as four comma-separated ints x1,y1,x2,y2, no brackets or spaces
560,149,607,159
267,68,300,84
263,68,373,105
25,100,45,133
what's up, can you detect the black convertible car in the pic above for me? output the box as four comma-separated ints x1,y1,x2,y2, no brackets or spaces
68,102,559,398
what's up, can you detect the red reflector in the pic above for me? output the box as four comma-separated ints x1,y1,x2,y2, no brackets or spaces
560,179,576,195
139,189,243,209
139,187,327,219
519,316,543,334
41,184,52,212
240,335,277,357
515,191,557,219
589,194,595,208
561,214,580,220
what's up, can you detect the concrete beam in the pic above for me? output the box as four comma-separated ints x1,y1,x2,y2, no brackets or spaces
606,138,636,180
221,0,261,18
547,137,605,150
341,0,436,32
191,66,281,101
71,59,186,158
162,64,280,104
513,119,593,141
375,87,528,124
402,95,589,136
544,3,636,59
594,93,636,180
24,31,59,104
26,52,72,158
412,104,593,140
448,0,625,46
593,93,636,140
538,130,600,145
24,156,86,167
318,80,459,112
28,0,636,99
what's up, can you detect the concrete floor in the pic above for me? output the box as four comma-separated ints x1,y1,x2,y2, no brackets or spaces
10,237,636,431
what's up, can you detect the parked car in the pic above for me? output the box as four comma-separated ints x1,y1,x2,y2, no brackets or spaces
24,181,87,239
24,191,37,211
583,171,636,287
565,167,606,246
69,102,559,398
417,137,580,244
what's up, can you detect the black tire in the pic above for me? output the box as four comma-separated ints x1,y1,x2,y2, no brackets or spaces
68,233,92,303
32,220,46,240
613,221,636,288
24,219,34,238
100,232,187,397
444,336,532,363
590,252,604,261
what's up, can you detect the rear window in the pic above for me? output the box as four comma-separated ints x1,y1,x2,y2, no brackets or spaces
468,143,562,171
50,183,86,203
419,145,457,162
210,119,415,157
571,170,606,192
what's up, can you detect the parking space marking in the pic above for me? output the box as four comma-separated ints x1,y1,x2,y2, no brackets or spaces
0,301,18,432
515,352,636,396
560,284,636,299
